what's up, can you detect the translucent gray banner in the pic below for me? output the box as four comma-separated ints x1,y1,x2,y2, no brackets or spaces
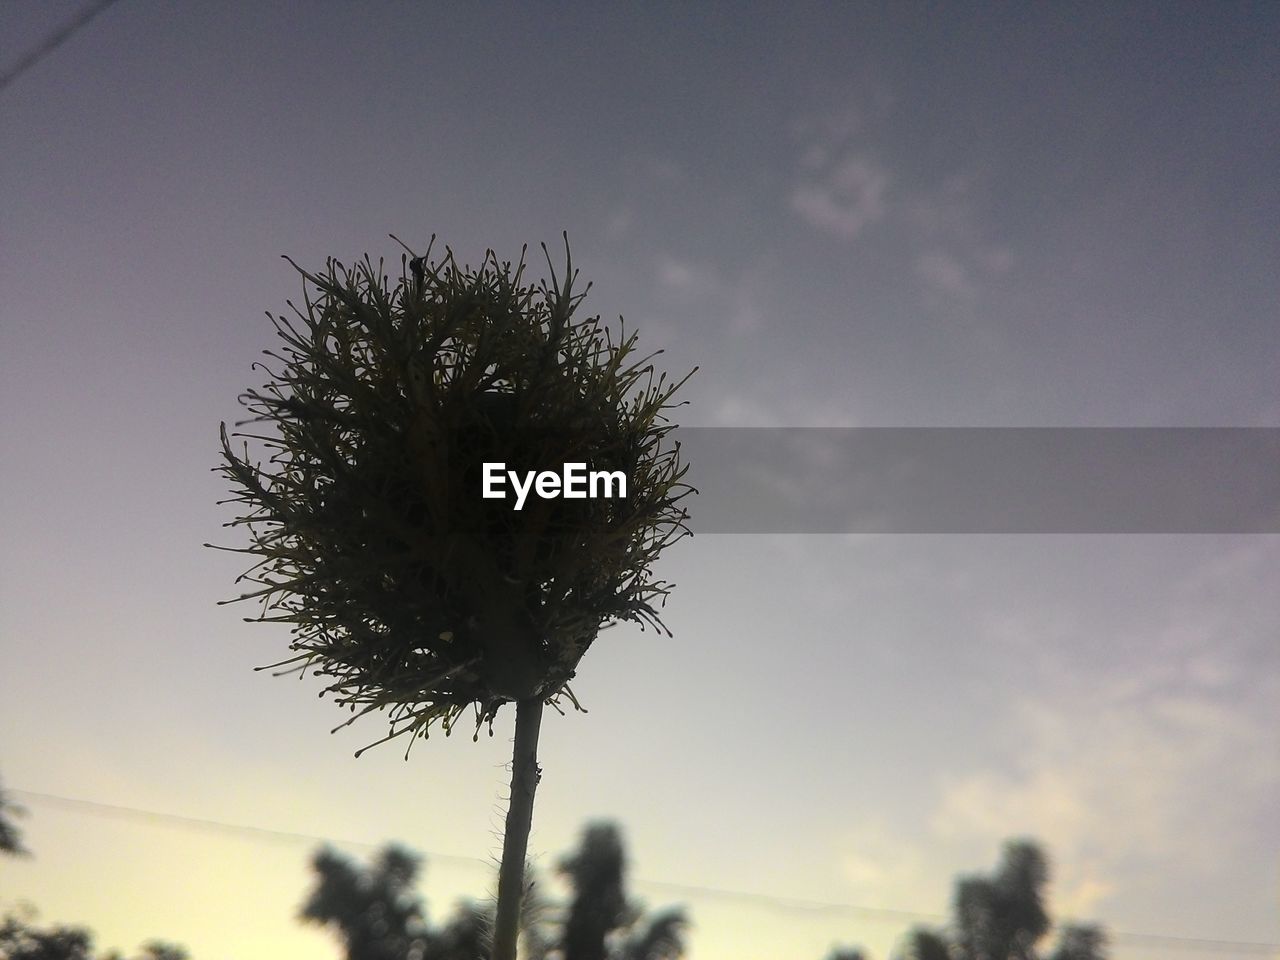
674,428,1280,533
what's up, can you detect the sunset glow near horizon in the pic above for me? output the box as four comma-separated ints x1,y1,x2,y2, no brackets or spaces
2,3,1278,959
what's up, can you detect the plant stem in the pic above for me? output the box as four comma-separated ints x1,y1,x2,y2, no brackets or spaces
491,694,544,960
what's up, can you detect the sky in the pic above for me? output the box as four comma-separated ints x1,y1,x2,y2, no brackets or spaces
1,2,1278,959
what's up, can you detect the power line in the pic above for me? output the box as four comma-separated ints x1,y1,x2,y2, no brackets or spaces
630,876,946,926
8,788,484,869
11,788,1280,954
0,0,124,95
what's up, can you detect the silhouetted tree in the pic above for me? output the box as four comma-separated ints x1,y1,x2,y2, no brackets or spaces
897,840,1107,960
823,947,868,960
0,912,187,960
952,840,1049,960
298,843,518,960
0,776,188,960
559,823,632,960
898,929,950,960
617,909,687,960
300,845,433,960
0,776,29,856
0,915,95,960
295,827,686,960
430,902,492,960
1046,925,1106,960
553,822,687,960
116,943,190,960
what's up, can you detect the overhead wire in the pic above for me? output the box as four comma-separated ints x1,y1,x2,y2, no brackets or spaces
10,788,1279,955
0,0,124,95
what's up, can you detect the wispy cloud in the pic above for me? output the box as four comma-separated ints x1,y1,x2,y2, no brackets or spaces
788,101,1013,308
791,155,890,240
829,539,1280,932
930,541,1280,923
706,393,786,427
837,820,950,914
904,174,1013,303
788,89,893,238
655,253,719,294
931,672,1279,913
644,156,687,184
651,252,771,339
830,668,1278,927
914,250,978,301
604,207,633,239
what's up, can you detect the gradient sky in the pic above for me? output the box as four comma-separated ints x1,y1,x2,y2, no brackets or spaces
2,3,1278,959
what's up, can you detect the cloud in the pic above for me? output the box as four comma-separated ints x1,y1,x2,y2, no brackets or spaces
928,663,1280,920
604,207,633,239
787,81,894,243
789,94,1014,301
791,156,890,240
902,176,1015,303
837,820,950,916
832,674,1276,925
930,764,1115,917
656,254,718,294
645,156,686,184
652,254,769,336
914,250,978,300
788,111,1013,307
707,393,785,427
847,539,1280,929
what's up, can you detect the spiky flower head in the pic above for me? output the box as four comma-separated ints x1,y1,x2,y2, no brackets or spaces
214,236,694,754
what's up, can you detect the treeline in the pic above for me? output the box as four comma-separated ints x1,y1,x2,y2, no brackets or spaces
831,840,1106,960
297,822,686,960
1,777,1105,959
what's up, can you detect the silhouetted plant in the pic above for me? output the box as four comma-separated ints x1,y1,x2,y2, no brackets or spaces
896,840,1107,960
897,929,949,960
298,834,687,960
0,909,187,960
0,797,189,960
131,943,189,960
214,236,694,960
0,776,28,856
953,840,1049,960
300,826,686,960
553,822,686,960
0,915,94,960
617,909,686,960
1045,925,1107,960
431,902,494,960
559,823,630,960
301,845,432,960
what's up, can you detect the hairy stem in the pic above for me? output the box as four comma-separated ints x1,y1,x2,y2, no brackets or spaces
491,695,544,960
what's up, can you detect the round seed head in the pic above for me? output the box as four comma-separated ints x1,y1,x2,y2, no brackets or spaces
214,237,694,752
